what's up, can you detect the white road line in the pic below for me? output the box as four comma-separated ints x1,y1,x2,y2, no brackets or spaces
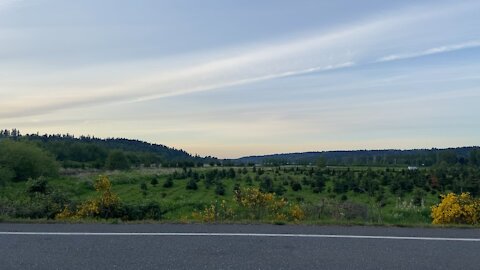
0,232,479,241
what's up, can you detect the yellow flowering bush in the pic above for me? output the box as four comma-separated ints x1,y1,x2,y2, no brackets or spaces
235,187,282,219
234,187,304,221
431,193,480,225
55,207,75,220
95,175,120,217
193,187,305,223
289,204,305,222
94,175,112,191
274,213,288,222
193,200,234,222
56,175,120,220
75,200,101,218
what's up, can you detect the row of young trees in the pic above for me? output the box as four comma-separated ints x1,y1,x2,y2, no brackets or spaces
2,136,479,198
151,165,480,202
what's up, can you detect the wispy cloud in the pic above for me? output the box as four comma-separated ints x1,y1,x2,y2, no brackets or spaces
0,18,389,118
376,40,480,62
1,1,479,119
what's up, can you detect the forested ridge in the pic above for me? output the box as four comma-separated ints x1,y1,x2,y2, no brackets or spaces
1,129,479,170
234,147,480,167
0,129,215,169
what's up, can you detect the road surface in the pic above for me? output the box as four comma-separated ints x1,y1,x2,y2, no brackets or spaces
1,223,479,269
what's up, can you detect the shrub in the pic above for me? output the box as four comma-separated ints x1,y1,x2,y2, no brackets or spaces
234,187,287,220
274,185,286,196
431,193,480,225
186,178,198,190
193,188,305,223
290,181,302,191
139,201,164,220
163,177,173,188
259,176,274,193
0,190,70,220
412,187,425,207
151,177,159,186
0,140,58,181
233,183,241,193
215,184,225,196
56,175,120,220
26,177,49,195
120,201,164,220
290,204,305,222
244,175,253,186
192,200,234,222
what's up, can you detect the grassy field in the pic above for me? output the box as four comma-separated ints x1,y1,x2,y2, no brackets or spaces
0,165,446,225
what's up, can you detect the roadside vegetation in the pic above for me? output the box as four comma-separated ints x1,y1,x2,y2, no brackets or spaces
1,129,480,226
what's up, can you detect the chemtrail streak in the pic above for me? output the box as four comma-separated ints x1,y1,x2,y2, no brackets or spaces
377,40,480,62
1,232,479,242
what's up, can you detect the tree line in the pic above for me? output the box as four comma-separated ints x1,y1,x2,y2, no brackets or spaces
235,148,480,167
0,129,218,171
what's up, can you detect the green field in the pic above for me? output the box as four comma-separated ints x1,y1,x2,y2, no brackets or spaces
0,165,456,225
1,137,479,226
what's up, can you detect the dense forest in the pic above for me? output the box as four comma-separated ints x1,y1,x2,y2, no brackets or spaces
1,129,480,176
0,129,217,170
235,147,480,167
1,129,479,171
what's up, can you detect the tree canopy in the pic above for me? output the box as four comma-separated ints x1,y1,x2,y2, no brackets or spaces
0,140,59,181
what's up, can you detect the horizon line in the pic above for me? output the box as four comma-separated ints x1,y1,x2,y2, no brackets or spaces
1,128,478,160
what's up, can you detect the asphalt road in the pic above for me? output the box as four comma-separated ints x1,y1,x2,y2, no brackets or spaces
1,224,479,270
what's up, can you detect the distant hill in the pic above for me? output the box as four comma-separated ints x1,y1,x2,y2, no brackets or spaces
0,129,217,168
233,147,480,167
1,129,479,168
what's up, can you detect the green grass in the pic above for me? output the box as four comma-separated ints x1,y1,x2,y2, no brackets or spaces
0,165,473,226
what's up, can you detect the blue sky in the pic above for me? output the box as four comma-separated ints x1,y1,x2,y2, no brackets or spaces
1,0,479,158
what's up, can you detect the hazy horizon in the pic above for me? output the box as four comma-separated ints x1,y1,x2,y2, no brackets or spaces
4,129,479,159
1,0,479,158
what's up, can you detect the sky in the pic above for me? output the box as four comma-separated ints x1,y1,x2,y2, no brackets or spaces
1,0,479,158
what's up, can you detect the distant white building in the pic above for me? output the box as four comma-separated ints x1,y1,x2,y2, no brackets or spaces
407,166,418,170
